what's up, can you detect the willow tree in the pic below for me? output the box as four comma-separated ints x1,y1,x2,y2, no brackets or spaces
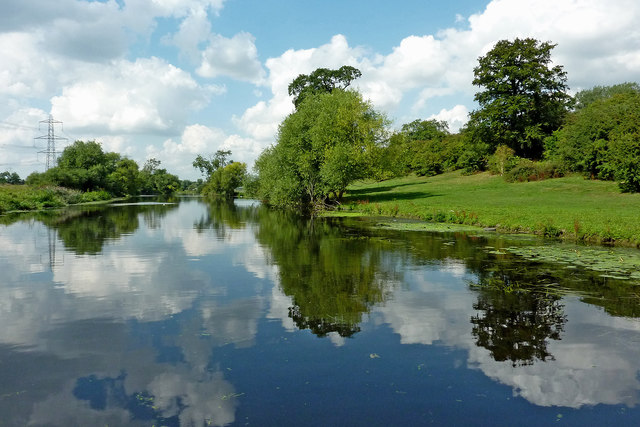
255,88,387,208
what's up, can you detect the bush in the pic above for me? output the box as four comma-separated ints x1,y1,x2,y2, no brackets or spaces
488,145,517,175
457,141,491,174
79,190,113,203
504,159,565,182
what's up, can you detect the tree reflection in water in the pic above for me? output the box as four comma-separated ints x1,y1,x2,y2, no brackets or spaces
254,210,399,337
470,269,566,367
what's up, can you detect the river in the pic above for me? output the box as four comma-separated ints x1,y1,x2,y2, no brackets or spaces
0,196,639,426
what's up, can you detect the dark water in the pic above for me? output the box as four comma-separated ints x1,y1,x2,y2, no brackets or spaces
1,197,640,426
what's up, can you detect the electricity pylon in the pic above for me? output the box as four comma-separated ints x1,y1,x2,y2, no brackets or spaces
35,115,67,170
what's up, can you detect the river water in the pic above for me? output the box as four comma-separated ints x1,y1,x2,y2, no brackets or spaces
1,197,639,426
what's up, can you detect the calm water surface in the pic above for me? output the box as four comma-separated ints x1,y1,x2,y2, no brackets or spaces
1,197,640,426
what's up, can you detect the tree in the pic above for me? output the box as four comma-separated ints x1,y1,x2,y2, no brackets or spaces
550,89,640,192
288,65,362,108
0,171,23,184
256,88,387,207
468,38,572,159
192,150,232,178
29,140,122,192
574,82,640,110
140,158,180,196
202,162,247,199
107,158,141,196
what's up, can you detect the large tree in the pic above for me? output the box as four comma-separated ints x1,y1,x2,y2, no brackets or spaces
468,38,572,159
256,88,387,208
288,65,362,108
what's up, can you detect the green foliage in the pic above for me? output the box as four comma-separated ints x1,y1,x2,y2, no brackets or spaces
456,137,491,174
192,150,231,178
241,173,260,198
382,119,463,177
139,158,181,196
468,38,572,159
107,158,141,196
488,145,517,175
23,140,158,197
574,82,640,110
503,159,565,182
202,162,247,199
256,89,387,207
0,171,23,184
550,89,640,191
288,65,362,108
0,185,82,213
79,190,113,203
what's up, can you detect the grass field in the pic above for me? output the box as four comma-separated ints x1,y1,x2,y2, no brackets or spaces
0,185,113,215
339,171,640,246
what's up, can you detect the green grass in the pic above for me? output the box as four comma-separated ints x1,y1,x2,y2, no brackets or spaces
0,185,115,214
338,171,640,246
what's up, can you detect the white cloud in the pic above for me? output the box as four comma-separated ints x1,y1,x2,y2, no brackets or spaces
149,0,228,17
163,6,212,60
51,57,214,134
2,0,640,179
428,105,470,132
197,32,265,83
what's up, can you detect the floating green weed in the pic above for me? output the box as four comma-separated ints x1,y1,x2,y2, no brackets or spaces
505,244,640,281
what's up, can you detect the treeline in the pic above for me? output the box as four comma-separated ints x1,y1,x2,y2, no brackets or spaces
248,38,640,210
0,171,24,185
25,140,182,198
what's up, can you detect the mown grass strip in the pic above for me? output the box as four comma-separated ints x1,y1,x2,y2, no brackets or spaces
338,171,640,246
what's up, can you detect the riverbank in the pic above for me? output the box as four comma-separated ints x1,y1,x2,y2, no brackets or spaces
0,184,113,215
334,171,640,247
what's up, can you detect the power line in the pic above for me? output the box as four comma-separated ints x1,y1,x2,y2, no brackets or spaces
34,115,67,170
0,121,38,131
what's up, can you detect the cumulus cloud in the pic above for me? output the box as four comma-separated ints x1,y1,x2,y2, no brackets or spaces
246,0,640,142
429,105,470,132
147,123,264,178
163,6,213,60
197,32,265,83
51,57,216,134
2,0,640,178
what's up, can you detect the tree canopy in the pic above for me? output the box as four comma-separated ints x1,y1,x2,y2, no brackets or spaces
26,141,180,197
287,65,362,108
468,38,572,159
193,150,247,199
256,88,387,208
192,150,232,178
573,82,640,110
0,171,23,185
549,89,640,192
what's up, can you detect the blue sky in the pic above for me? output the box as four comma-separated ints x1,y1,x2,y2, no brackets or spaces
1,0,639,180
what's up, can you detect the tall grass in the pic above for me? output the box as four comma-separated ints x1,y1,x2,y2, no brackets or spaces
0,185,109,214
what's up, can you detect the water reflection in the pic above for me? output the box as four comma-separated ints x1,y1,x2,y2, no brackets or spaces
254,211,399,337
1,199,640,425
470,267,567,367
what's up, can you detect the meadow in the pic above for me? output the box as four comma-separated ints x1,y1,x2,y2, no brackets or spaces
339,171,640,246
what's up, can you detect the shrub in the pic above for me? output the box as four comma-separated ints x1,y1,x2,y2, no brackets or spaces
488,145,517,175
504,159,565,182
79,190,112,203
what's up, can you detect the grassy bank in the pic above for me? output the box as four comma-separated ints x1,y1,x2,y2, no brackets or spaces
0,185,112,214
338,171,640,246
